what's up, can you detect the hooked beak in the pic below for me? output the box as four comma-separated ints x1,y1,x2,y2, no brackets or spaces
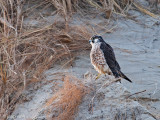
89,40,92,44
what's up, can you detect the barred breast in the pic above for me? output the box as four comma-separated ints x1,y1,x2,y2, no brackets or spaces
90,43,109,74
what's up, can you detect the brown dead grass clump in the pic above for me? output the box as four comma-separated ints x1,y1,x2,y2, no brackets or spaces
0,0,91,119
0,22,91,119
84,0,132,18
45,75,86,120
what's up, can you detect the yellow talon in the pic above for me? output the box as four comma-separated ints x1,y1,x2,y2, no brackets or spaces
96,73,101,80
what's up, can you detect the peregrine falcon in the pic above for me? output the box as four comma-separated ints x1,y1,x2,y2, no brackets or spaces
89,35,132,83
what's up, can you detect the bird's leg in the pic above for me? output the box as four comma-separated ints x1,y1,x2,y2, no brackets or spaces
116,77,121,83
114,77,121,83
96,73,101,80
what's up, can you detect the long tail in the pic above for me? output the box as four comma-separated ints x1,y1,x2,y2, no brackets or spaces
119,71,132,83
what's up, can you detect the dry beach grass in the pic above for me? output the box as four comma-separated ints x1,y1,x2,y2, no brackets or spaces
45,75,86,120
0,0,91,118
0,0,159,119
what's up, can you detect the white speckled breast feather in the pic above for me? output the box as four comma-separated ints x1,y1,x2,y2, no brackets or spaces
90,43,109,74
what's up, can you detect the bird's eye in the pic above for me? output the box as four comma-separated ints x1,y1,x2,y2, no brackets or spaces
92,40,94,43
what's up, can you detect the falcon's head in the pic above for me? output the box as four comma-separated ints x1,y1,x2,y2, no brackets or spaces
89,35,104,45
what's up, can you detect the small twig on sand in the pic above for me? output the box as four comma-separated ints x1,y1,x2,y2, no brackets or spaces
144,112,158,120
22,71,26,90
88,78,121,113
125,90,146,99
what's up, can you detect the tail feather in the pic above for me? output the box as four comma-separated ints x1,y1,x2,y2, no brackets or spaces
119,71,132,83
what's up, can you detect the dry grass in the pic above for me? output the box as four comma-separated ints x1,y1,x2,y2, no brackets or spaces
85,0,160,18
133,2,159,19
0,0,91,119
45,75,86,120
0,22,90,119
85,0,132,18
48,0,132,19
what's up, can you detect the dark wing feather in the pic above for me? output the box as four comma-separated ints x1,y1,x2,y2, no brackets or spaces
100,42,132,82
100,42,120,77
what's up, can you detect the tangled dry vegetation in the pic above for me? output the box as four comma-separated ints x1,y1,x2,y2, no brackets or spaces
0,0,159,119
0,0,91,118
45,75,86,120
